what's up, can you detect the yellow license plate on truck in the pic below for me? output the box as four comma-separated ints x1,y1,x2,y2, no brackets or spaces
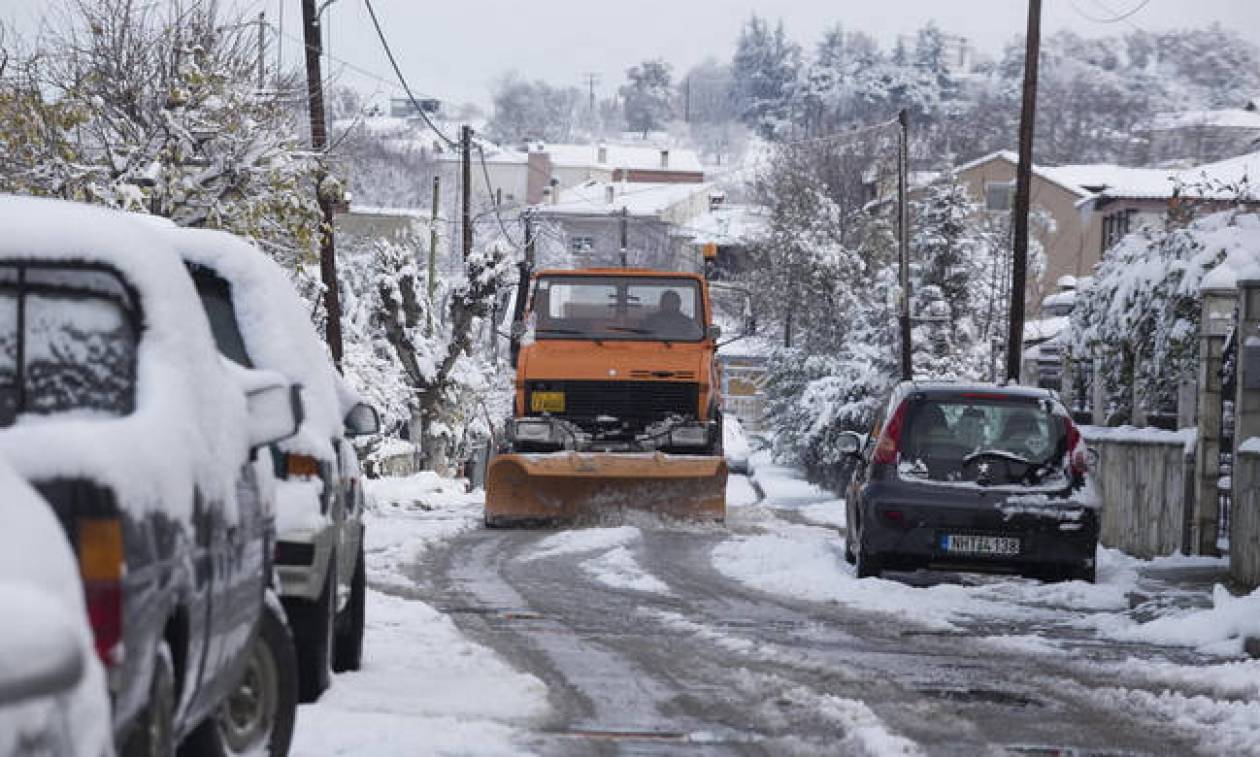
531,391,565,413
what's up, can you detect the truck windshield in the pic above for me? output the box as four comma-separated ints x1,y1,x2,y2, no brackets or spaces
0,263,141,427
534,276,704,342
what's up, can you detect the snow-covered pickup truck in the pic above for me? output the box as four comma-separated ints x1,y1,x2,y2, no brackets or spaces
0,196,300,755
166,227,379,702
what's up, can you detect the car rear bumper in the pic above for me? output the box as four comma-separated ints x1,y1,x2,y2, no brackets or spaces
860,487,1099,572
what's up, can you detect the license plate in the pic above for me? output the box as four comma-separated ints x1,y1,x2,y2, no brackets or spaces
530,391,565,413
939,534,1020,556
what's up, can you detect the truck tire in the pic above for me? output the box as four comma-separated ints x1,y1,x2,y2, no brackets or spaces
181,593,298,756
121,642,175,757
287,556,335,703
333,542,366,673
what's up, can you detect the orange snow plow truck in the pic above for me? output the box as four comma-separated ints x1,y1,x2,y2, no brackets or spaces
486,268,729,525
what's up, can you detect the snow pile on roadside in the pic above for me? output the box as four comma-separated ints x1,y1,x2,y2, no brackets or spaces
581,547,673,595
525,525,641,561
1104,584,1260,655
291,590,548,757
798,500,846,529
813,694,922,756
362,472,485,591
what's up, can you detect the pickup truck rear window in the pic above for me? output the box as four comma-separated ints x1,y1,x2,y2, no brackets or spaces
0,264,140,426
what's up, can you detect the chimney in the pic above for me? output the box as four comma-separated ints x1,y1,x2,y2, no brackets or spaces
549,178,560,205
660,149,670,169
597,143,608,164
526,151,554,205
604,185,615,205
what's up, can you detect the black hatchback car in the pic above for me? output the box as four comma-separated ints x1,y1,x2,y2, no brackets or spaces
841,382,1098,582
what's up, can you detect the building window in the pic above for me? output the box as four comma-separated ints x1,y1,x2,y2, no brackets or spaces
570,236,594,253
985,181,1014,212
1101,209,1136,253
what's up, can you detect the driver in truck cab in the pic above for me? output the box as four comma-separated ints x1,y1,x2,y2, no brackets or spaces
644,289,702,339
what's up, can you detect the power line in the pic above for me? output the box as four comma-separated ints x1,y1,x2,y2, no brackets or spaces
361,0,457,148
1068,0,1149,25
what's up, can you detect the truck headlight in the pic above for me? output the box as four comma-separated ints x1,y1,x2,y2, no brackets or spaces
669,424,710,447
512,419,553,443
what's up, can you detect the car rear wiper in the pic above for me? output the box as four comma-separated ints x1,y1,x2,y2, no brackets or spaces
964,449,1035,466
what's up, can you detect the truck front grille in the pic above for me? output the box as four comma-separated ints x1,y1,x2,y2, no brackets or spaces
527,380,699,427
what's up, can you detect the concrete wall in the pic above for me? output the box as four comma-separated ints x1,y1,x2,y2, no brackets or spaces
1233,448,1260,588
1083,427,1195,558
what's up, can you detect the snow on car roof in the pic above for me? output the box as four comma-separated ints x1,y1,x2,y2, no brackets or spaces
0,195,249,524
165,227,345,461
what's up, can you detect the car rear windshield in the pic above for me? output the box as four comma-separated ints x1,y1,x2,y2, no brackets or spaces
533,275,704,342
899,393,1069,485
0,263,141,426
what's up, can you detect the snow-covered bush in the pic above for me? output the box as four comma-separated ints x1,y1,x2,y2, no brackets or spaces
1071,210,1260,424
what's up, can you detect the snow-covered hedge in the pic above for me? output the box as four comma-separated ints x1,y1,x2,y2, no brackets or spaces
1071,210,1260,424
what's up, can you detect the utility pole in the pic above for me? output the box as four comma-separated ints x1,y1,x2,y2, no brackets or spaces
427,175,440,335
510,211,535,366
1006,0,1042,383
582,72,600,113
256,11,265,89
897,108,913,382
301,0,343,368
460,125,473,260
618,207,628,267
684,76,691,123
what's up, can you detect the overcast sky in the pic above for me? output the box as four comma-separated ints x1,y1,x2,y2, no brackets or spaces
5,0,1259,110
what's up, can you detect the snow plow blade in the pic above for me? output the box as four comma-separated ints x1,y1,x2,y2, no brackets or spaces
485,452,727,526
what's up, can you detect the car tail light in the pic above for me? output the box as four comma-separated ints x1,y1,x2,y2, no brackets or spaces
880,509,905,523
872,402,908,465
284,453,321,478
78,517,124,667
1065,420,1088,477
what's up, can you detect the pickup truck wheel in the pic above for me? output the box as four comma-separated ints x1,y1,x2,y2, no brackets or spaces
183,595,298,756
333,541,366,672
122,642,175,757
855,542,882,579
843,533,856,565
288,557,335,703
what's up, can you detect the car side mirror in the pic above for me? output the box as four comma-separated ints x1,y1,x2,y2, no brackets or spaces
0,590,85,706
344,402,381,437
707,325,722,341
837,431,864,458
247,382,303,449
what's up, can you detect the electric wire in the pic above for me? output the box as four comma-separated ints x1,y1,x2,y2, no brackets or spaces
361,0,457,148
1069,0,1150,25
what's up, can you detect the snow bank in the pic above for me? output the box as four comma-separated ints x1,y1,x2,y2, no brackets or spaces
165,227,343,461
290,590,548,757
0,195,249,525
1105,584,1260,655
0,458,110,757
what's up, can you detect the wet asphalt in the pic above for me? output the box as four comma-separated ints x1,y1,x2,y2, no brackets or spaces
390,477,1240,757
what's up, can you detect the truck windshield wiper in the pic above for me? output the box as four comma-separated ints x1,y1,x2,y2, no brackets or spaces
604,326,652,335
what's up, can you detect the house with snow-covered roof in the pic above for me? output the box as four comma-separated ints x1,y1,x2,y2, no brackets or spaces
1136,105,1260,166
533,179,716,272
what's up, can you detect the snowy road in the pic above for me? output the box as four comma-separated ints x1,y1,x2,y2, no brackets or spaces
296,464,1260,756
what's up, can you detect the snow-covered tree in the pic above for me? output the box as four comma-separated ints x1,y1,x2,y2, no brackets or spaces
487,75,584,144
730,15,800,138
620,59,674,136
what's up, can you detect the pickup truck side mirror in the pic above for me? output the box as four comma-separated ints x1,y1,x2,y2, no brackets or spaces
344,402,381,437
246,382,304,449
0,589,85,706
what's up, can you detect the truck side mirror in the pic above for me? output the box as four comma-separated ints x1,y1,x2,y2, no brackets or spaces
706,325,722,341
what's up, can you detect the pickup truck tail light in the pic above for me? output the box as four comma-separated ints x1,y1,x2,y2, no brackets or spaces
78,517,124,667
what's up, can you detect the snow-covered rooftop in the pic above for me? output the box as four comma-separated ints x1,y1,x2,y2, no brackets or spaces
532,142,704,174
1143,109,1260,132
685,204,769,246
536,180,713,218
1041,163,1177,200
952,150,1092,198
